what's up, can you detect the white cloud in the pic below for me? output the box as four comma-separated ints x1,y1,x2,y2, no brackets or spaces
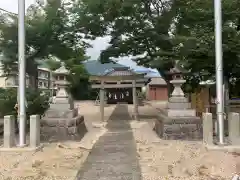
86,36,111,60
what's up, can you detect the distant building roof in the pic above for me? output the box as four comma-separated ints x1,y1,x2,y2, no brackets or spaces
148,77,167,85
103,67,144,77
37,59,162,79
144,72,161,78
83,60,126,75
132,67,161,76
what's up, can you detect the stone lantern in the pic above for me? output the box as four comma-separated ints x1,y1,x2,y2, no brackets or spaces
169,65,186,99
53,62,73,109
41,62,85,141
166,62,197,117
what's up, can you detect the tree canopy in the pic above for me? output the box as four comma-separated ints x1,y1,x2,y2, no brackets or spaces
74,0,240,89
1,0,240,93
0,0,89,88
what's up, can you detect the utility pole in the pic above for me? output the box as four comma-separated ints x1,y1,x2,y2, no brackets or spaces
18,0,26,147
214,0,224,144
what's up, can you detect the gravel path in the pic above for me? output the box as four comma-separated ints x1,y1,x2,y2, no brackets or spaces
76,104,141,180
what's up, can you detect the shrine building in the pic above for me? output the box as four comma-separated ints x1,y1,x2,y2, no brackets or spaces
83,60,168,104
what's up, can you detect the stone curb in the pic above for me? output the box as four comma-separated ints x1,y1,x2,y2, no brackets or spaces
0,144,44,152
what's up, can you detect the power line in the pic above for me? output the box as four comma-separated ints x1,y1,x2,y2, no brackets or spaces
0,8,17,15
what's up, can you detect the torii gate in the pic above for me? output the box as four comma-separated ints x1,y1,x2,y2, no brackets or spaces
89,67,146,121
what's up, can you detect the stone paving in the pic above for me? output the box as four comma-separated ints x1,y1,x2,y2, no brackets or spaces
76,104,142,180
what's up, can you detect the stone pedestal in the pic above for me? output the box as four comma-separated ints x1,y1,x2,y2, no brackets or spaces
41,91,85,140
41,104,86,141
155,76,201,140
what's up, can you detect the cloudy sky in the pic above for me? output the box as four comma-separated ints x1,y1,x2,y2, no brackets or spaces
0,0,159,73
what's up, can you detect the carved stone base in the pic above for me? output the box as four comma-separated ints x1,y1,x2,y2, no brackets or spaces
41,115,86,142
167,95,196,117
166,109,196,117
155,113,202,140
44,108,78,118
168,102,191,109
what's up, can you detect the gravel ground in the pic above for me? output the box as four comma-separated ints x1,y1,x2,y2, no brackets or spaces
0,101,239,180
0,101,116,180
0,141,89,180
131,120,239,180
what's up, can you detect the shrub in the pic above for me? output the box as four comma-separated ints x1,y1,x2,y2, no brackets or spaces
25,89,50,118
0,88,17,118
0,88,50,119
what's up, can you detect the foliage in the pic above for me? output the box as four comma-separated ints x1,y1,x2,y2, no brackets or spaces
70,76,91,100
44,57,61,71
74,0,178,80
172,0,240,82
0,88,50,119
26,89,50,117
0,88,17,118
0,0,89,89
75,0,240,91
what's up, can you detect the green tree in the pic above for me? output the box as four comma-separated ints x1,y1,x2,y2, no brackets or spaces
44,56,61,71
0,0,89,89
74,0,179,81
74,0,240,92
172,0,240,83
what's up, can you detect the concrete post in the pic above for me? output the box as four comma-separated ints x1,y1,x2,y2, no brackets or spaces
228,112,240,145
100,81,105,121
4,115,15,148
30,115,40,148
203,113,213,145
132,80,139,120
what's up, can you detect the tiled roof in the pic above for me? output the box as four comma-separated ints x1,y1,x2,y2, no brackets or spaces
103,67,138,76
148,77,166,85
83,60,126,75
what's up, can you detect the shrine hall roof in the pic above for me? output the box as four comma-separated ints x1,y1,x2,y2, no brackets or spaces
83,60,161,78
83,60,126,76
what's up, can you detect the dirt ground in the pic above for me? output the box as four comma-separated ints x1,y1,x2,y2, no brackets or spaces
136,138,239,180
131,103,240,180
0,101,239,180
0,101,115,180
0,142,89,180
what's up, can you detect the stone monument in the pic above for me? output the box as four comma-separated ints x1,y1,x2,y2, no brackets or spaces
41,63,86,141
155,62,201,140
166,65,196,117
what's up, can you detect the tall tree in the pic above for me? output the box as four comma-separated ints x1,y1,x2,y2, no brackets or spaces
74,0,240,91
0,0,89,89
74,0,180,80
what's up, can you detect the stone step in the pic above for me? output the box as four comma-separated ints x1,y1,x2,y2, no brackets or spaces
167,109,196,117
168,102,191,109
169,97,188,103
